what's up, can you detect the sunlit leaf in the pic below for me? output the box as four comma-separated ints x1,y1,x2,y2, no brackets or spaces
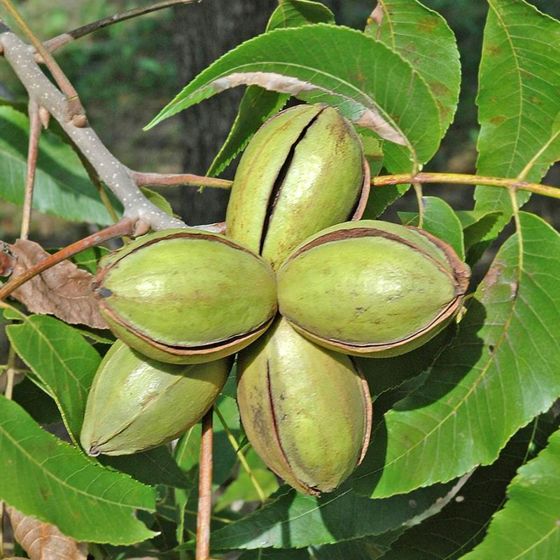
399,196,465,259
0,397,156,544
268,0,335,29
215,449,279,511
475,0,560,232
354,212,560,498
147,25,442,172
380,415,556,559
7,315,101,443
365,0,461,135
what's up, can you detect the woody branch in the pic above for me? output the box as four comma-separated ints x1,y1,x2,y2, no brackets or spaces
0,21,185,235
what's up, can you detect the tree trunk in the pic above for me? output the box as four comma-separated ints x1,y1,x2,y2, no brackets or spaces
172,0,277,225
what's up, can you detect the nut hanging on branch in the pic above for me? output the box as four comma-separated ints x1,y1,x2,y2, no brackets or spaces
226,104,369,270
237,318,372,495
277,220,471,357
80,340,230,456
95,228,277,364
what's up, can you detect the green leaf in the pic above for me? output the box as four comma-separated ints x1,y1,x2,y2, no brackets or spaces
213,392,243,487
380,416,556,559
0,106,112,224
357,327,454,399
399,196,465,259
455,210,503,266
174,425,201,474
357,127,394,219
208,0,334,176
268,0,335,29
354,212,560,498
172,387,242,486
364,184,409,220
357,130,384,175
208,89,287,177
206,480,462,551
365,0,461,135
12,377,61,425
422,197,465,260
475,0,560,232
0,396,156,544
140,187,174,216
310,532,402,559
458,210,502,250
147,25,442,172
0,95,27,114
462,426,560,559
71,245,110,274
101,445,191,489
173,425,199,548
7,315,101,443
215,449,279,511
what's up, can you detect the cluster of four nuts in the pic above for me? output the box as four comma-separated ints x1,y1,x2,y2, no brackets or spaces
82,105,469,495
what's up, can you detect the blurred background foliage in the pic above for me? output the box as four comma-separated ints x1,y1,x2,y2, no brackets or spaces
0,0,559,236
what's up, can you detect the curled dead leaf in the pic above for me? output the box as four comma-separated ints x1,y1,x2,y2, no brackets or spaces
7,507,87,560
9,239,107,329
0,242,14,276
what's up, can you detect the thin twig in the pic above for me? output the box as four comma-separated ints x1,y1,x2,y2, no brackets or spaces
214,407,266,503
130,170,232,190
372,172,560,199
45,1,200,52
0,219,134,302
0,0,85,122
20,101,41,240
511,171,524,271
4,346,15,400
196,409,213,560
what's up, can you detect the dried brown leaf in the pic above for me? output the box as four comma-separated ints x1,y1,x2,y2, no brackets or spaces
0,242,15,276
7,507,87,560
9,239,107,329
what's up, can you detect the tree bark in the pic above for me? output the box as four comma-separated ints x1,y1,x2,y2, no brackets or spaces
172,0,276,224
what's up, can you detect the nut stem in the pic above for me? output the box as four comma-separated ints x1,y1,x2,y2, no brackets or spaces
196,409,213,560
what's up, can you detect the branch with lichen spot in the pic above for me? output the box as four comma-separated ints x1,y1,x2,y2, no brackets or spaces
0,24,186,234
